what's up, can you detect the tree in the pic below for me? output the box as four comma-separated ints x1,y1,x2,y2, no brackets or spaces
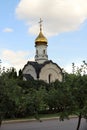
0,70,22,126
71,74,87,130
18,69,23,79
0,76,16,126
60,61,87,130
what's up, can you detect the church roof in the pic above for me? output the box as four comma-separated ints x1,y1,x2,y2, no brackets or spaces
22,60,62,79
23,74,34,80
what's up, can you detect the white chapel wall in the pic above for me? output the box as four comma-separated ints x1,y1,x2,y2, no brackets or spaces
22,64,37,80
39,62,62,83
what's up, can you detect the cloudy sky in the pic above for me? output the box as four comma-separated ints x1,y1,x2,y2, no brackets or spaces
0,0,87,73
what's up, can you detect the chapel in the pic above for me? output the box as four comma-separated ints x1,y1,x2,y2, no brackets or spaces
22,19,63,83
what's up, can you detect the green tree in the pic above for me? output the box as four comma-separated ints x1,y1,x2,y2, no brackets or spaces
0,70,22,126
71,74,87,130
60,61,87,130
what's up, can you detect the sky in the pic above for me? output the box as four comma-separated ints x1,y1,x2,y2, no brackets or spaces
0,0,87,73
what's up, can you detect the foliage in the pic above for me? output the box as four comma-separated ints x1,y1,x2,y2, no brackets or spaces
0,61,87,130
63,61,87,130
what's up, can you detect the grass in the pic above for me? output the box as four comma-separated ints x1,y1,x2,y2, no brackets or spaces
4,113,59,121
39,113,59,118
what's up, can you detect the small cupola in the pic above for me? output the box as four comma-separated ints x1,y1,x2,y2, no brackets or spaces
35,18,48,64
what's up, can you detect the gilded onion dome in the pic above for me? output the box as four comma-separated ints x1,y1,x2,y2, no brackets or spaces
35,18,47,45
35,31,47,44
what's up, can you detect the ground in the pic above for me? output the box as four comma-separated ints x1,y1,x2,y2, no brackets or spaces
1,118,87,130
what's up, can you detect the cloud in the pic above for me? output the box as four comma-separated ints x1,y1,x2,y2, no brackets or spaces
15,0,87,36
0,49,34,72
3,28,14,33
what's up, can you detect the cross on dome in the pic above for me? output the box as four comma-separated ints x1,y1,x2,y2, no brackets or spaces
39,18,43,32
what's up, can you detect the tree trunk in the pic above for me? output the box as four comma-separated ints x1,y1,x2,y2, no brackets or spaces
76,113,82,130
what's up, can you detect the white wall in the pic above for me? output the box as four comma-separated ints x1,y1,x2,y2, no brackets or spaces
39,62,62,83
22,64,37,80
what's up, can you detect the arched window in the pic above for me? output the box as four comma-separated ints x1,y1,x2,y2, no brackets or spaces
43,50,45,54
36,50,38,55
48,74,52,83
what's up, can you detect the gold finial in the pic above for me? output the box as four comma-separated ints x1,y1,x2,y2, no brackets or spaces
39,18,43,32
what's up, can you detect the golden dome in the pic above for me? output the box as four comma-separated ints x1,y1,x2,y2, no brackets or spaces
35,18,47,45
35,31,47,45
